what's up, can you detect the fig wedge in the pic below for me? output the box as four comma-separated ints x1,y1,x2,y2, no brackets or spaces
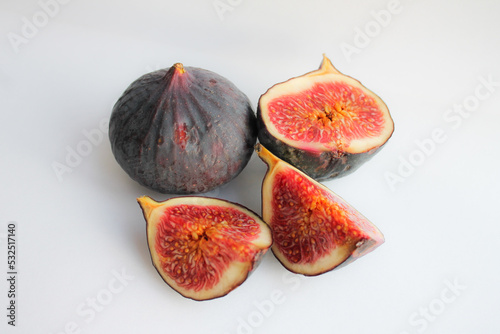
256,143,384,276
138,196,272,300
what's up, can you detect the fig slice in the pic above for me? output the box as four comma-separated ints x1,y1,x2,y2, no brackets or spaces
257,54,394,181
137,196,272,301
256,144,384,276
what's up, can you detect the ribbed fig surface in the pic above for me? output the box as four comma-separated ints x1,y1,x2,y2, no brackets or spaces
257,54,394,181
256,144,384,276
109,63,257,194
138,196,272,301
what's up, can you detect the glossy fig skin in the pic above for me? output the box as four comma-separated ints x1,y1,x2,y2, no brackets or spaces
109,64,257,194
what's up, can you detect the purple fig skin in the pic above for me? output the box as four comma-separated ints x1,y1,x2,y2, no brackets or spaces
256,113,385,181
109,64,257,194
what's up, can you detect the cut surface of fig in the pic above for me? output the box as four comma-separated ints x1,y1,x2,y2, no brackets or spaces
256,144,384,276
257,54,394,180
109,63,257,194
138,196,272,301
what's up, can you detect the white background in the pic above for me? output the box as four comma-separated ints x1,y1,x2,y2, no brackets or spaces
1,0,500,333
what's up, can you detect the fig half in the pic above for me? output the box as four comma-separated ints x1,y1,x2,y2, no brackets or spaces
138,196,272,301
257,54,394,181
256,144,384,276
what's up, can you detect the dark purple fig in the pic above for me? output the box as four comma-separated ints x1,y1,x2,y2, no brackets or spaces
109,63,257,194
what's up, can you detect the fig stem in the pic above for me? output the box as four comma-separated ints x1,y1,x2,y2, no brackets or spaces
173,63,186,75
137,196,161,220
255,144,280,168
307,54,342,77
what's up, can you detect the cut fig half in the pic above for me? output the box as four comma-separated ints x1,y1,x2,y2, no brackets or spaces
257,54,394,180
256,144,384,276
138,196,272,301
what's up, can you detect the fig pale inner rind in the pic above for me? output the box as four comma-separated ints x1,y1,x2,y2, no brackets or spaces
257,144,384,276
138,196,272,301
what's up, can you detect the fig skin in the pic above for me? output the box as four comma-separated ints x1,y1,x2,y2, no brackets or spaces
256,118,381,180
109,63,257,194
257,54,394,181
137,195,272,301
256,143,384,276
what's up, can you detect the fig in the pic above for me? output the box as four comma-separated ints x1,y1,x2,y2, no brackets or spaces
137,195,272,301
256,143,384,276
109,63,257,194
257,54,394,181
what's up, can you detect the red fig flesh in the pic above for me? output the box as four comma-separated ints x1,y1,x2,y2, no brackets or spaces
138,196,272,300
